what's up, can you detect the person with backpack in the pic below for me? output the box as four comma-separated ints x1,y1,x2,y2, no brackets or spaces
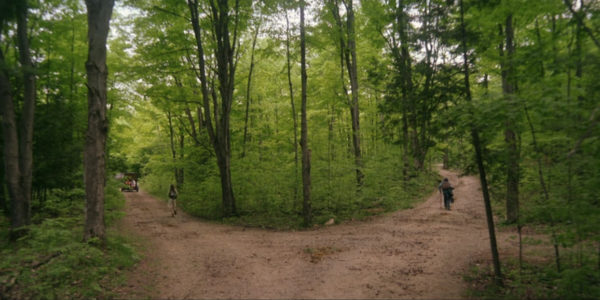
168,184,178,217
438,178,454,210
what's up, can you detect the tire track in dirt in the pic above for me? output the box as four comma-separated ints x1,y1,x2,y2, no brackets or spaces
114,169,520,299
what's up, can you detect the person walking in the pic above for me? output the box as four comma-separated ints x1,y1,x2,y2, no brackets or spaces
438,178,454,210
168,184,178,217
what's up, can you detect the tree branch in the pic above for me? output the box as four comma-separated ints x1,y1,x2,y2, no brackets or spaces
564,0,600,50
152,5,190,21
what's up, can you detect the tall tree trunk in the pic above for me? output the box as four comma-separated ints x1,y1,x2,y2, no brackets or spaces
0,1,37,235
178,124,185,187
524,103,562,272
393,0,413,182
16,2,36,223
534,18,545,77
242,22,260,158
83,0,114,241
574,19,584,102
327,0,363,187
213,0,238,217
551,15,560,72
401,26,418,173
0,47,27,234
173,76,199,145
300,0,311,226
459,0,503,286
327,102,335,207
70,9,76,103
285,10,299,204
523,101,549,205
597,243,599,271
167,111,179,186
0,153,6,215
184,105,198,144
499,15,520,224
417,3,436,170
401,99,410,182
344,0,364,187
187,0,238,217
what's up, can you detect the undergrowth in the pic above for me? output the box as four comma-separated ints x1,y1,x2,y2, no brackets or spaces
148,167,438,230
139,140,441,230
464,247,600,300
0,179,138,299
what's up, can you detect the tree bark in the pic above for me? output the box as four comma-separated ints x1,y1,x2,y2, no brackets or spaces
0,47,27,233
499,15,520,224
184,105,198,144
574,18,584,102
391,0,413,182
70,7,76,103
167,111,183,187
534,18,545,77
168,111,176,166
344,0,363,187
0,1,37,235
173,76,199,146
16,0,36,226
398,1,418,173
300,0,312,227
285,10,299,204
242,22,260,158
213,0,238,217
459,0,503,286
0,153,6,215
417,3,436,170
327,0,364,187
178,123,185,187
327,103,335,207
83,0,114,241
187,0,238,217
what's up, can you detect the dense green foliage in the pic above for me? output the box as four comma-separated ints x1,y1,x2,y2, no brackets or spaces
0,1,137,297
444,0,600,298
0,179,138,299
111,1,599,296
113,0,444,228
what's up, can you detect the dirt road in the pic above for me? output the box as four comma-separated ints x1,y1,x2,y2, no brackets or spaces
115,169,518,299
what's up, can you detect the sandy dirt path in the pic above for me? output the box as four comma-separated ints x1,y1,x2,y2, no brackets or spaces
115,169,520,299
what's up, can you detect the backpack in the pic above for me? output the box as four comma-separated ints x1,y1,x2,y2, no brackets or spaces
441,181,451,190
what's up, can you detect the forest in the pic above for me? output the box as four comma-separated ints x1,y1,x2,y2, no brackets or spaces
0,0,599,298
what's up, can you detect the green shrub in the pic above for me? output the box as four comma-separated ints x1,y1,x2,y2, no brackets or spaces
464,250,600,300
161,145,440,229
0,179,138,299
